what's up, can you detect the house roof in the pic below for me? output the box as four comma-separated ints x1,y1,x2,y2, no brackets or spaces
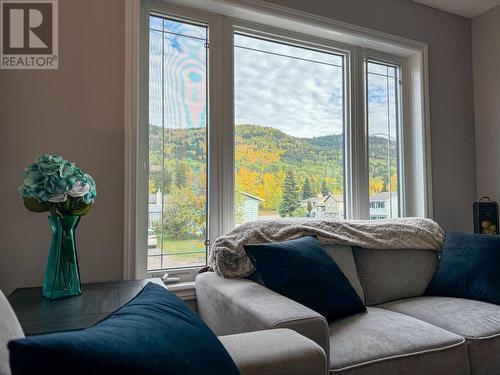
316,194,343,206
238,191,264,202
301,197,320,204
370,192,397,201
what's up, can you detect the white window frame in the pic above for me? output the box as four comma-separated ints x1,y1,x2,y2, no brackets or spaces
124,0,432,281
363,50,406,218
230,20,354,225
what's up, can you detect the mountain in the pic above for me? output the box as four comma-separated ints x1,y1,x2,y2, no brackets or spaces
149,123,397,201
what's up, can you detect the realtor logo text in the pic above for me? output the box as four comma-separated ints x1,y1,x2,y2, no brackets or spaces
1,0,58,69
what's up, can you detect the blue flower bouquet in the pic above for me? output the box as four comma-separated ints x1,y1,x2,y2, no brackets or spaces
19,155,97,299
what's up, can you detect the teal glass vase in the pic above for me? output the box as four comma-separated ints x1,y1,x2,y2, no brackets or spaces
42,215,82,299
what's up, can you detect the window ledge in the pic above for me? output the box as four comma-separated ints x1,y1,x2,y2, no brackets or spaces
165,281,196,300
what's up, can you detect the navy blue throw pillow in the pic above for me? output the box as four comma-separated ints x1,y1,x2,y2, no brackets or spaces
9,283,239,375
244,236,366,322
426,232,500,305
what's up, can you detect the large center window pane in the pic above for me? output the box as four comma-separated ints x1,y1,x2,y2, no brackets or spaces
234,33,345,224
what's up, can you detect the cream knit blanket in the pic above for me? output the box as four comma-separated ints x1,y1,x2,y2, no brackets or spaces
209,217,444,278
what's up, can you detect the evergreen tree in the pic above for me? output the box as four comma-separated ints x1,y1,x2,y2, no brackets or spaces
321,179,329,197
175,161,187,188
301,177,314,199
278,171,301,217
306,201,313,216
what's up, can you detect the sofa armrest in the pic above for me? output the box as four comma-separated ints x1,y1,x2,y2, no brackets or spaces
219,329,327,375
195,272,330,357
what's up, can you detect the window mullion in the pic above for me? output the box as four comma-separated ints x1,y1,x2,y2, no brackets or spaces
220,18,235,236
349,47,370,219
208,16,234,247
207,16,222,249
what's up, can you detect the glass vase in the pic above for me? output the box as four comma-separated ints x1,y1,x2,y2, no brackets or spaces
42,215,82,299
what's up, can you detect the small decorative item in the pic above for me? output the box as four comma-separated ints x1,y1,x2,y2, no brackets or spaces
19,155,97,299
473,196,499,235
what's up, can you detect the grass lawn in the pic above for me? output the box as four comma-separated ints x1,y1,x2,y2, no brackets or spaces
162,238,205,259
147,237,206,269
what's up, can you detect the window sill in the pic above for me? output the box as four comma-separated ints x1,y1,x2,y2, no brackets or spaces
165,280,196,301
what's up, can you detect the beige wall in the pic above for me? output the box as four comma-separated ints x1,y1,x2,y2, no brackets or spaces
0,0,477,294
472,6,500,203
0,0,125,294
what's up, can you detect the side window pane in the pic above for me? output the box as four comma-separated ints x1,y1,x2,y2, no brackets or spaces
234,33,345,224
148,16,208,270
367,60,401,219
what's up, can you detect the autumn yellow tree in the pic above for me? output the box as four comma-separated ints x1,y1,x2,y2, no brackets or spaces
389,174,398,192
369,177,384,196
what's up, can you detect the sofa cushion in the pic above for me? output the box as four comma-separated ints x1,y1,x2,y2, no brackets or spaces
425,232,500,305
353,248,437,305
9,283,239,375
0,290,24,375
322,244,365,303
244,236,366,322
380,296,500,375
329,307,468,374
220,329,327,375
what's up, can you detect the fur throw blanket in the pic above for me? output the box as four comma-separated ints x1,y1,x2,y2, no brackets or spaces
209,217,445,278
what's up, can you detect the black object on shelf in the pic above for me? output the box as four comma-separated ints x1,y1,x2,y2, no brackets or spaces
473,197,499,235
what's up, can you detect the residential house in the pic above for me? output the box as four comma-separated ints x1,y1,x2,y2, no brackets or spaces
305,193,397,220
237,191,264,222
306,194,344,219
148,190,162,226
369,192,399,219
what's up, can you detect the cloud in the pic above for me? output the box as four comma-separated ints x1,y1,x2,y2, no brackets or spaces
149,25,399,142
367,70,399,139
149,21,208,129
234,35,343,138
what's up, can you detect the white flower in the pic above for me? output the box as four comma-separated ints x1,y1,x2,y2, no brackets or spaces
67,182,90,198
48,193,68,203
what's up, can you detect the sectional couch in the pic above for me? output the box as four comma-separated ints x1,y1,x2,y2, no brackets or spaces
0,289,327,375
196,244,500,374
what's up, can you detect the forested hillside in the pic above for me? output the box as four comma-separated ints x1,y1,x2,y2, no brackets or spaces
148,123,398,243
149,123,397,204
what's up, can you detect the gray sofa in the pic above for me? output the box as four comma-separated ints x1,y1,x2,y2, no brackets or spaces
196,244,500,375
0,290,327,375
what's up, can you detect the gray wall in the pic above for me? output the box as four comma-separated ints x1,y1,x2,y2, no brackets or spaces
472,6,500,203
0,0,125,294
0,0,476,294
264,0,476,230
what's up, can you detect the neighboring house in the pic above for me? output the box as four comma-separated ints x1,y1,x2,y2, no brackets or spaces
301,197,320,213
369,192,398,219
149,190,162,225
304,192,398,220
237,191,264,222
306,194,344,219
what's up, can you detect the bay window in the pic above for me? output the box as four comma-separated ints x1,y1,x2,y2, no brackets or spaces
126,0,432,279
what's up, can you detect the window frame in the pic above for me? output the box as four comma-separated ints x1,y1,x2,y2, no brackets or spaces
230,19,354,226
363,50,406,219
125,0,432,281
146,13,210,274
133,1,224,280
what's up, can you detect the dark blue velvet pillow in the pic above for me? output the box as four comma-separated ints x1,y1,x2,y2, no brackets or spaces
244,236,366,322
9,283,239,375
426,232,500,305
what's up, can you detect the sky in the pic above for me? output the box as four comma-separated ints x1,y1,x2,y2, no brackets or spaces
234,34,344,138
149,16,398,140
